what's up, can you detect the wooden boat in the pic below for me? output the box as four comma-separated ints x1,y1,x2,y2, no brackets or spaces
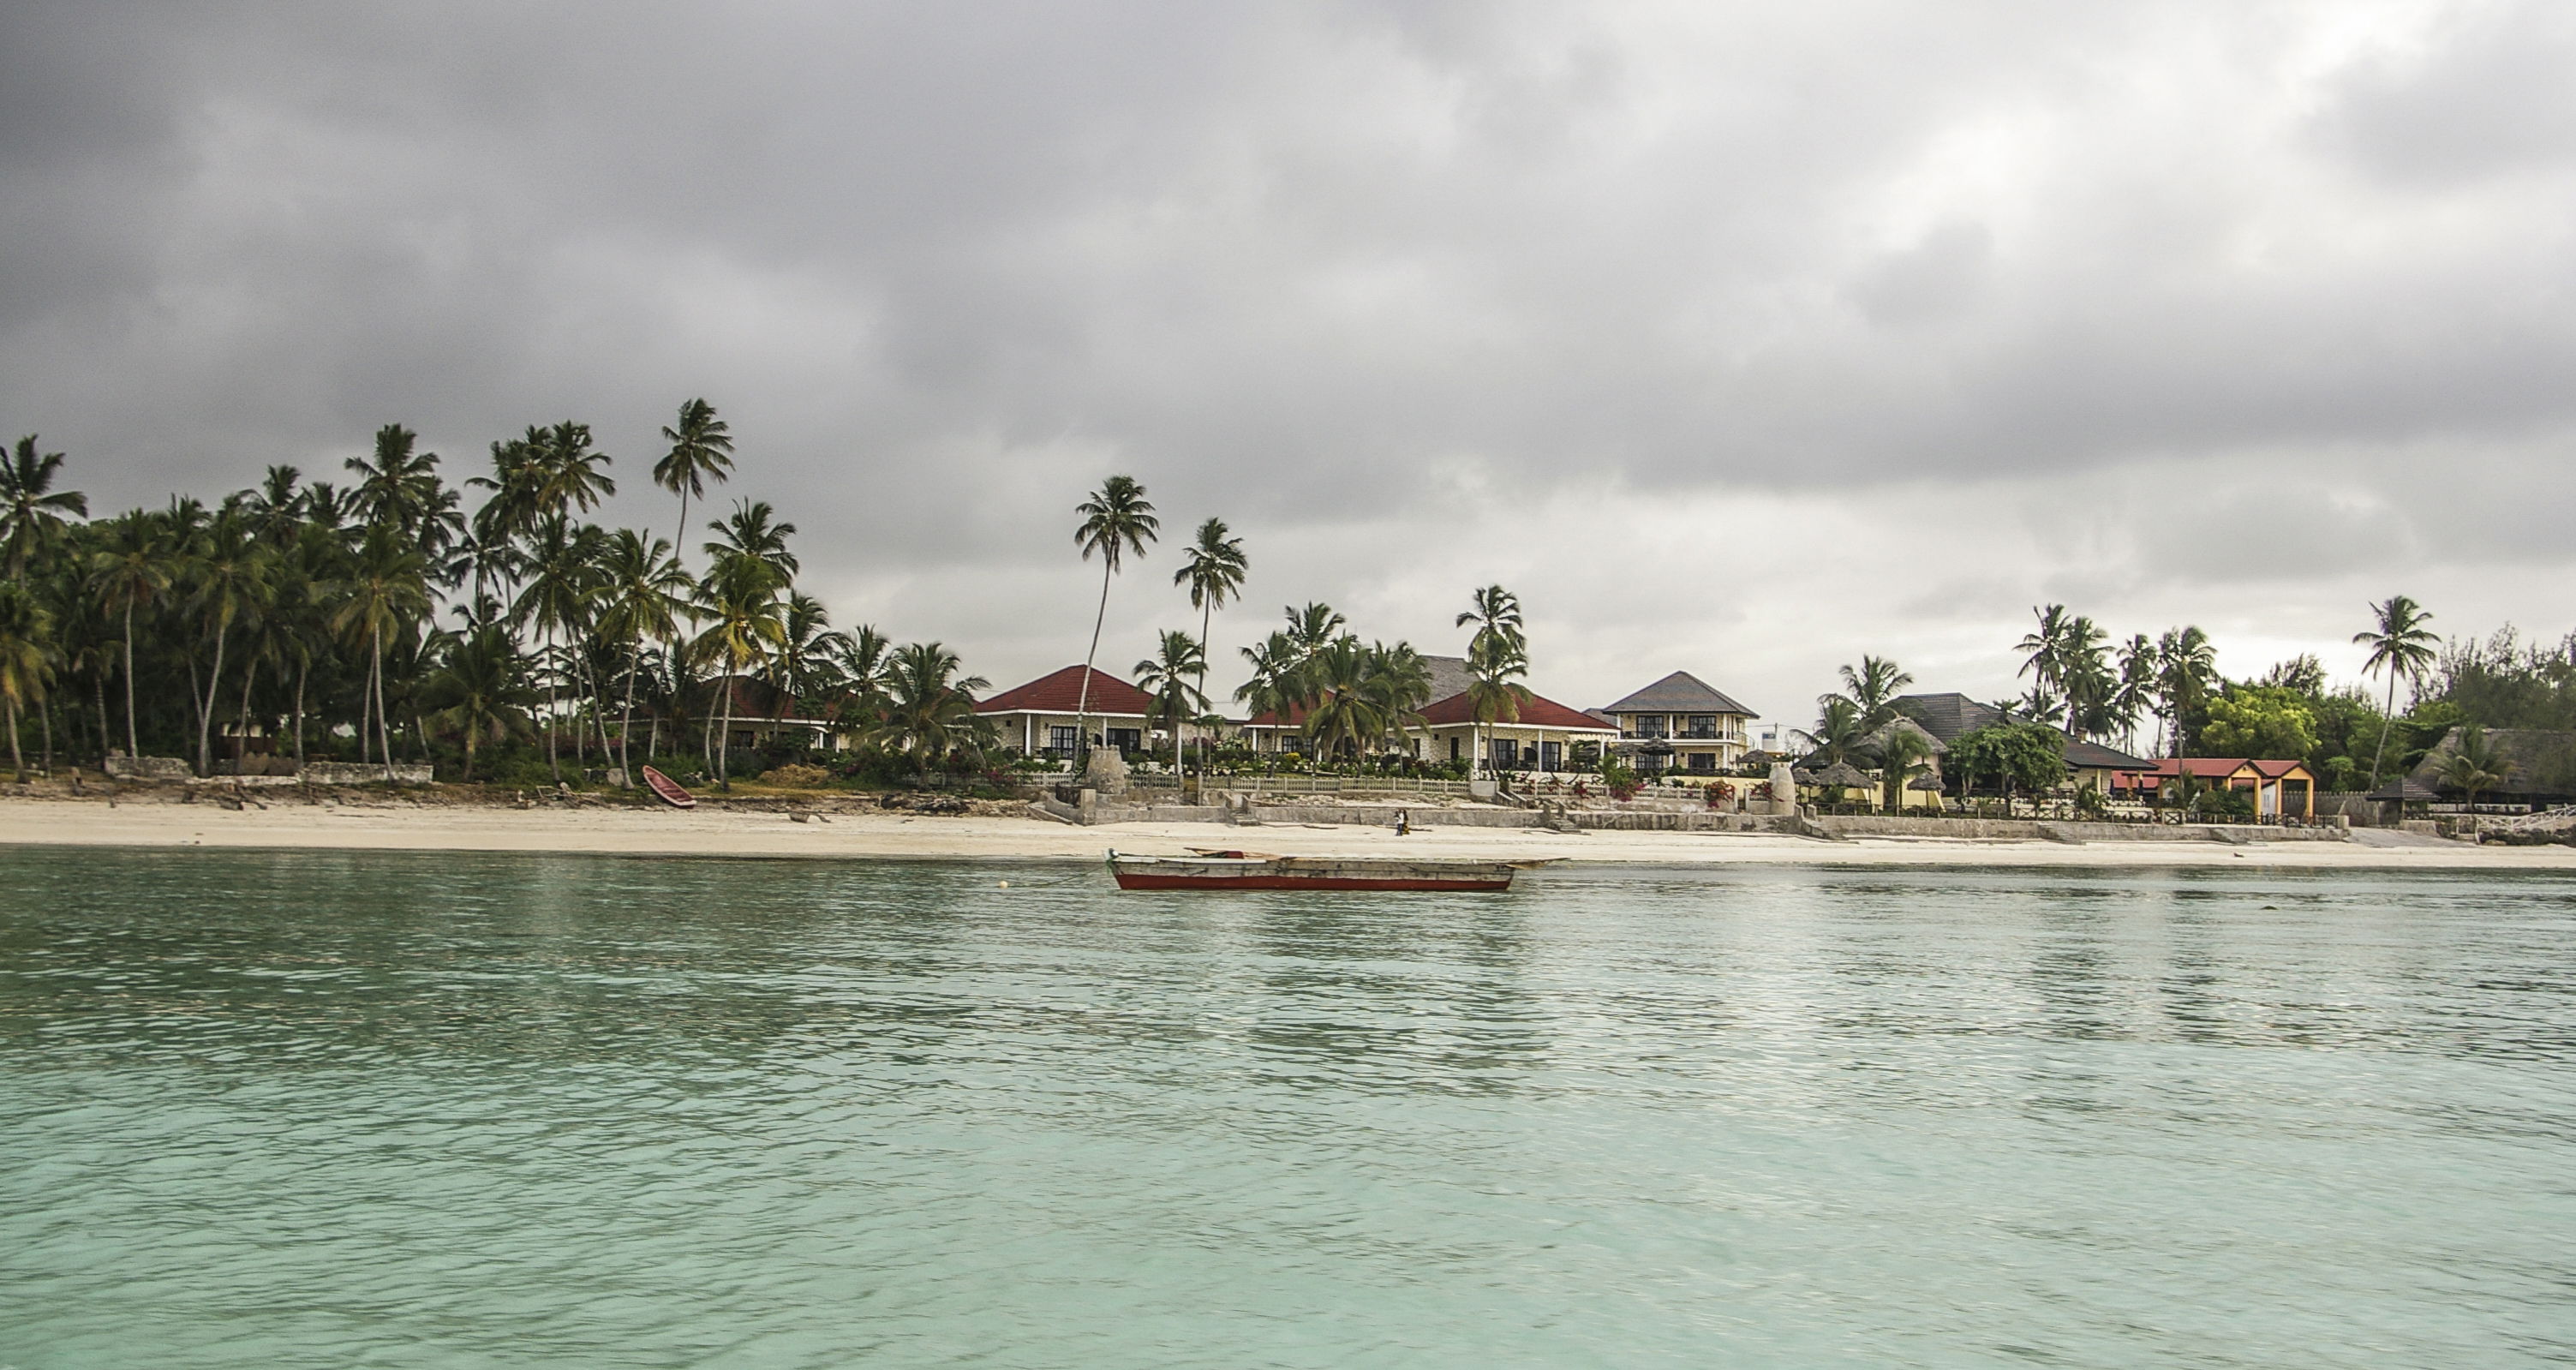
639,765,696,810
1108,850,1516,892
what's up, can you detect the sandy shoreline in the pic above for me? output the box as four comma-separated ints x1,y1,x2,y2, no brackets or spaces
3,795,2569,870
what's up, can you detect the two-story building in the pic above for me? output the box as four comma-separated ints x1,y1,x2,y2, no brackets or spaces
1597,672,1760,774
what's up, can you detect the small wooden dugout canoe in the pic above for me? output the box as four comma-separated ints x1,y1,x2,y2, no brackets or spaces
639,765,697,810
1107,851,1516,892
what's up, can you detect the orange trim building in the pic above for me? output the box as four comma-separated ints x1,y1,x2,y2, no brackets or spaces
2131,757,2316,818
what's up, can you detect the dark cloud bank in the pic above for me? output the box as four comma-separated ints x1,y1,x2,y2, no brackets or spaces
4,1,2573,716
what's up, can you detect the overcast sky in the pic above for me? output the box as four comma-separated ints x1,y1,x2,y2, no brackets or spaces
6,1,2572,725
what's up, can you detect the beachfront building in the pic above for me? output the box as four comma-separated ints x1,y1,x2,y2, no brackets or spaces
1597,671,1760,774
1891,691,2155,793
2137,757,2317,819
976,666,1158,759
1236,655,1476,756
1419,691,1621,775
696,675,851,753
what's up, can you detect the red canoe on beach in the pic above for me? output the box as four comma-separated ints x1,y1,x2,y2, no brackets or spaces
639,765,696,810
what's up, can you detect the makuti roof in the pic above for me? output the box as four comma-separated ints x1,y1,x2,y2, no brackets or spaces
1601,671,1758,718
1419,690,1618,732
2065,739,2156,771
976,665,1155,717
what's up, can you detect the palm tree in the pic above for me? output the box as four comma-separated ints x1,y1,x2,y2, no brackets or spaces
1461,634,1533,775
1234,631,1304,749
822,625,894,739
331,532,431,780
1361,640,1435,758
2113,634,2159,753
705,499,799,582
1837,655,1913,728
2440,725,2514,811
421,624,536,781
529,422,617,521
2156,625,2219,757
693,553,788,789
345,424,463,560
187,513,272,776
1455,585,1526,774
2015,604,2073,694
1133,631,1209,771
654,398,735,568
1071,476,1158,765
1284,601,1348,661
1879,724,1939,812
0,435,88,578
1172,517,1247,772
2355,595,2439,786
87,511,169,761
513,516,607,782
869,641,992,765
1800,696,1866,766
591,529,692,784
0,581,57,781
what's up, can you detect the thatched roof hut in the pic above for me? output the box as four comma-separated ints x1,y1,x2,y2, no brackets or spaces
1814,761,1872,791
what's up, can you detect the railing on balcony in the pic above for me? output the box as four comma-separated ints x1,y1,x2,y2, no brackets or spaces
1622,729,1746,743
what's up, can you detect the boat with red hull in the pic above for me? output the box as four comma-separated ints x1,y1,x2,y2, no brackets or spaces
1109,852,1517,892
639,765,697,810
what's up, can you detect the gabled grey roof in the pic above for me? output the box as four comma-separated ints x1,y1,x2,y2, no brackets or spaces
1601,670,1759,718
2065,739,2155,771
1892,692,2004,743
1419,655,1475,705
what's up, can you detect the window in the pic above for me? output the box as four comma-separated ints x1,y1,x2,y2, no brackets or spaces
1106,728,1142,753
1490,739,1518,769
1048,726,1079,753
1539,741,1562,772
1687,751,1716,772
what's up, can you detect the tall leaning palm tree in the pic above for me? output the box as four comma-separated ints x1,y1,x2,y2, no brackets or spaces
1172,517,1246,773
654,398,735,569
2354,595,2439,787
0,435,88,579
1070,476,1157,766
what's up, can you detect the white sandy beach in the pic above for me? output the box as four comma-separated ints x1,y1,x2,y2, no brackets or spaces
3,795,2568,870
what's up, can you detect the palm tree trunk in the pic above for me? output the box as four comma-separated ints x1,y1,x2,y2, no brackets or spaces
6,697,21,783
94,670,111,767
717,661,736,791
1074,559,1110,769
40,700,53,775
122,606,139,761
2369,674,2398,787
618,637,641,786
236,657,257,773
543,629,561,784
197,626,227,776
293,664,308,768
374,623,393,782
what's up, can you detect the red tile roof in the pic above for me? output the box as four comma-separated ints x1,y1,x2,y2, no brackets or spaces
976,665,1156,716
1419,690,1618,731
2131,757,2314,788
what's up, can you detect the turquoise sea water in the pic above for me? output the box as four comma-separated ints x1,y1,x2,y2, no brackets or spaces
1,848,2571,1368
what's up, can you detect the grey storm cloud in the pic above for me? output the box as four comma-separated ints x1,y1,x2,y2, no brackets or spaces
3,1,2573,711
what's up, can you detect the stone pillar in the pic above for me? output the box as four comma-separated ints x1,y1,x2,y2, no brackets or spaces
1768,760,1799,817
